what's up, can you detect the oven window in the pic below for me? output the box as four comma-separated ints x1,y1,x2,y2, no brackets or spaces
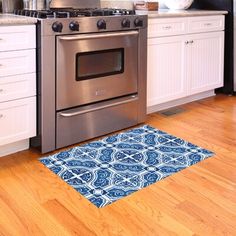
76,48,124,81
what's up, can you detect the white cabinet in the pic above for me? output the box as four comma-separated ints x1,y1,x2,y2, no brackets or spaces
148,35,187,106
187,32,224,95
0,73,36,102
188,16,225,34
0,25,36,52
147,15,225,111
0,25,36,157
0,97,36,146
148,17,187,38
0,50,36,77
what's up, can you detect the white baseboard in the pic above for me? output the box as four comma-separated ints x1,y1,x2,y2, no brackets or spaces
0,139,29,157
147,90,215,114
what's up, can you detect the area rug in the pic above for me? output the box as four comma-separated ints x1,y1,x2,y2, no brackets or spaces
40,125,214,208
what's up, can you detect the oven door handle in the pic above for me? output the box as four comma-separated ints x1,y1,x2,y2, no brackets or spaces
58,31,139,41
59,95,138,117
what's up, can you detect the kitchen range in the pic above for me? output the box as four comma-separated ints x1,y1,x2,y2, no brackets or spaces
14,0,148,153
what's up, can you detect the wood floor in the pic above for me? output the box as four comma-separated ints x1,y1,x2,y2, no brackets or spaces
0,95,236,236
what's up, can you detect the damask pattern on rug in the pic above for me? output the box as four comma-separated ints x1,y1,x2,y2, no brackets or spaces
40,125,214,207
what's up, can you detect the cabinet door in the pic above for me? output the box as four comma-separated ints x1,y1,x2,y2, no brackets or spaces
0,25,36,52
147,35,187,106
187,31,224,95
0,50,36,77
0,97,36,146
188,15,225,34
0,73,36,102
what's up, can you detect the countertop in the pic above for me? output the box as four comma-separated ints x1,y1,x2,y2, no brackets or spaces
136,9,228,18
0,14,37,25
0,10,228,25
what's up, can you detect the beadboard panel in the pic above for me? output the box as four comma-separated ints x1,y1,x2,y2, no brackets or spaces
187,31,224,95
147,35,187,106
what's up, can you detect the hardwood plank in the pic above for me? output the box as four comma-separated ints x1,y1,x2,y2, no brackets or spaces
0,179,71,236
0,94,236,235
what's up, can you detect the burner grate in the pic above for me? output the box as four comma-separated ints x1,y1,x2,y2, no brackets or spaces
14,8,136,19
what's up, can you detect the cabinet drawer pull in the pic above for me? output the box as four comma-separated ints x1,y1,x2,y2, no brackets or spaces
204,23,212,26
185,41,189,44
163,26,172,30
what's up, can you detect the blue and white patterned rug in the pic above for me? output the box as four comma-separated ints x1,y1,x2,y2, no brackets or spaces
40,125,214,208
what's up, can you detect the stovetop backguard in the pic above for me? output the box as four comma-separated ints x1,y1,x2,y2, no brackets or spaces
49,0,101,9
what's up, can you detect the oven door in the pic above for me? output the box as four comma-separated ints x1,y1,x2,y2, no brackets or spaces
56,31,138,110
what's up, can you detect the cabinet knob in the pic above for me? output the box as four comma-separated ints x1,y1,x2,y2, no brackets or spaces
185,40,194,45
0,114,4,119
0,89,3,93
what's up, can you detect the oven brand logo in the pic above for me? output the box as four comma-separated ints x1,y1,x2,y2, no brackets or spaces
95,89,106,96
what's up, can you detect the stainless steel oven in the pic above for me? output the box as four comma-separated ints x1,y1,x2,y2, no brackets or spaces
56,31,138,110
25,5,148,153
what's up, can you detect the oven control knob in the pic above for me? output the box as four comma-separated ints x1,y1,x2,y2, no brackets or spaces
121,19,130,28
69,21,79,31
52,21,63,32
97,19,106,30
134,18,143,27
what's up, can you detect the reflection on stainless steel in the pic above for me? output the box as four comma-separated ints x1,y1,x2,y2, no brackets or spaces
58,31,139,41
45,0,52,10
59,95,138,117
50,0,100,9
2,0,22,13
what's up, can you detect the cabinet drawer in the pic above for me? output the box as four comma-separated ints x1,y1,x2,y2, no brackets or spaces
0,25,36,52
56,97,138,149
148,18,187,37
0,96,36,146
0,49,36,77
0,73,36,102
188,16,225,34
